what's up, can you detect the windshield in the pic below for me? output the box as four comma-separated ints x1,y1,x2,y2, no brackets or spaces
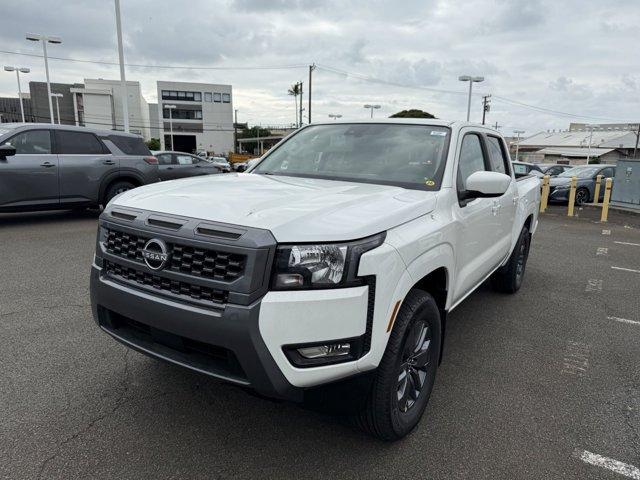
559,166,600,178
252,123,450,190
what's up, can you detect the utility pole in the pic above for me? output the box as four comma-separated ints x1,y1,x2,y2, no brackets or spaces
513,129,525,162
493,121,501,131
114,0,129,133
482,94,491,125
308,64,315,124
298,81,303,127
234,109,238,154
633,123,640,159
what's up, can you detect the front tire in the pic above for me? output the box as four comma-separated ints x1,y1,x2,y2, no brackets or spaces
355,290,441,441
104,180,135,206
491,225,531,293
575,187,589,206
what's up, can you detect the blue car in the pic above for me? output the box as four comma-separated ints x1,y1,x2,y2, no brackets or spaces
548,164,616,205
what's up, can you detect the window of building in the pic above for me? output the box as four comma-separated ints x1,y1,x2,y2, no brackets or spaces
222,93,231,103
194,92,202,101
178,91,186,99
161,90,202,102
213,93,221,103
204,92,212,102
162,108,203,120
4,129,51,154
55,131,109,155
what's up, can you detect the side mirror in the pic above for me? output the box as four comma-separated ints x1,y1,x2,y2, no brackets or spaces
0,144,16,158
464,171,511,198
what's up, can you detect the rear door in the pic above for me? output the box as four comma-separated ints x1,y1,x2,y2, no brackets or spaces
0,128,58,210
452,131,502,303
156,153,176,180
485,134,517,259
55,130,116,205
174,153,199,178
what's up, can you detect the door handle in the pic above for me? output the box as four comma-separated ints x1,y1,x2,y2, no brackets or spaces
40,162,55,168
102,160,116,165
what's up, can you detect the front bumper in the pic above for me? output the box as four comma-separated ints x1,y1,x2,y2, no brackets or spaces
548,187,570,202
91,264,302,401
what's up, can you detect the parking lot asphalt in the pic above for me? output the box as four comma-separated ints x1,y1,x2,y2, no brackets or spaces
1,206,639,480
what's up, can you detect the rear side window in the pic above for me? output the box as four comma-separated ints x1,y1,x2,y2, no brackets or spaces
108,135,151,156
176,154,195,165
56,131,108,155
600,167,614,178
5,130,51,154
486,136,509,175
457,134,487,191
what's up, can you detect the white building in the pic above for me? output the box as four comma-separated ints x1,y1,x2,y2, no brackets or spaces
156,81,233,154
70,79,151,139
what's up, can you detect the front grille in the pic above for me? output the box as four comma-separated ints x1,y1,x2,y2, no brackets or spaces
104,260,228,305
105,229,245,282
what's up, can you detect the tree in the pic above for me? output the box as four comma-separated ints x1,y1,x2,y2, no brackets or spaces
390,109,436,119
288,82,302,127
238,126,272,154
145,138,160,150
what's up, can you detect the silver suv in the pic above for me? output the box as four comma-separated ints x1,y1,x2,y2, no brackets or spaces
0,123,159,212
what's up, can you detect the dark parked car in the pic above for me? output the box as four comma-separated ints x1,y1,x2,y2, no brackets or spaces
548,164,616,205
0,123,159,212
535,163,573,176
511,161,544,179
152,151,224,180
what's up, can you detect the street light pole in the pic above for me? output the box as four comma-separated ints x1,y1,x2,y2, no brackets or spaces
363,104,381,118
165,105,176,150
513,129,525,162
114,0,129,133
585,124,599,164
51,93,63,124
458,75,484,122
26,33,61,124
4,66,30,123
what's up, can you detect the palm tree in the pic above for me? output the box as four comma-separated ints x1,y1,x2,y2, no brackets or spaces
288,83,302,127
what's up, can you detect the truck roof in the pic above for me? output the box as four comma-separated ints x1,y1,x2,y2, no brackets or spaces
308,118,501,133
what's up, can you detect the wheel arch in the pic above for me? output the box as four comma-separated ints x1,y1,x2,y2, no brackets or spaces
411,267,449,364
99,174,143,205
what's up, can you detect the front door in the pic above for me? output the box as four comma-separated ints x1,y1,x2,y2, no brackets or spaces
452,131,504,303
0,129,59,210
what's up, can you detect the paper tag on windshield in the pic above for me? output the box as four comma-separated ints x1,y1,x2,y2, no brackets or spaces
430,131,446,136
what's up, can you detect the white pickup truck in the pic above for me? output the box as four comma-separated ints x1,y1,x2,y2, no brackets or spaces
90,119,540,440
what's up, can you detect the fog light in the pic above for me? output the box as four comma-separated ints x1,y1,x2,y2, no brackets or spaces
275,273,304,288
298,342,351,359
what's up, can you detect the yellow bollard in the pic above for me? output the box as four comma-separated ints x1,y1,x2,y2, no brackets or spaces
567,176,577,216
600,178,612,222
593,174,603,204
540,175,550,213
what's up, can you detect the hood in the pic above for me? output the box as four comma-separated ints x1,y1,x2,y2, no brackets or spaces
111,173,438,242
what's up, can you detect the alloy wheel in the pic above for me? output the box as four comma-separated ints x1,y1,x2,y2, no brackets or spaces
397,321,432,413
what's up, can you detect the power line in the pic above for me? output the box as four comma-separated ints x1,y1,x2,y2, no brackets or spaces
0,49,308,71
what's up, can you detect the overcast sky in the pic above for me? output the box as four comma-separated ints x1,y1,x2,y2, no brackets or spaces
0,0,638,135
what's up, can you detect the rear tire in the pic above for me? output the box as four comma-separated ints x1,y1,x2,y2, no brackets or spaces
491,226,531,293
104,180,136,206
354,290,441,441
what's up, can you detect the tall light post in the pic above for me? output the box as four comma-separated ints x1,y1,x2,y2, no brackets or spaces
364,104,381,118
165,105,176,150
26,33,62,124
4,66,30,123
114,0,129,133
513,129,525,162
585,124,599,164
51,93,63,124
328,114,342,121
458,75,484,122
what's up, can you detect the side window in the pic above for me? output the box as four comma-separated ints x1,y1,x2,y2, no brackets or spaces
600,167,614,178
176,154,194,165
56,131,108,155
457,133,487,192
485,136,509,174
5,130,52,154
157,154,172,165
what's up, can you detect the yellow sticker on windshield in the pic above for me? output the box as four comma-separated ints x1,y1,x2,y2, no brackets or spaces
425,179,435,186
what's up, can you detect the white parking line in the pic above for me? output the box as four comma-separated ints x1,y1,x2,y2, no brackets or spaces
596,247,608,255
602,229,611,235
574,449,640,479
611,266,640,274
608,316,640,326
614,241,640,246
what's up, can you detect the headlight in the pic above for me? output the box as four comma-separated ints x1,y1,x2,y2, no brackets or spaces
555,184,570,190
272,233,385,290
